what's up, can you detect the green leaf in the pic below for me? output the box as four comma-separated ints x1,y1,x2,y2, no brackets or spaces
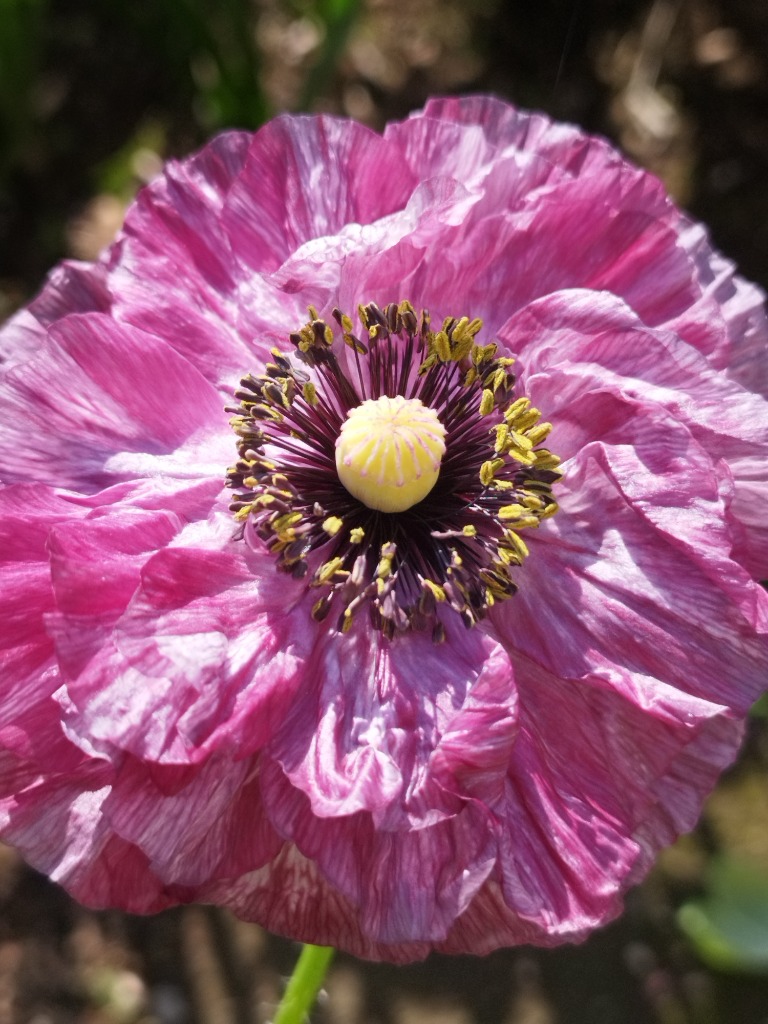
678,856,768,973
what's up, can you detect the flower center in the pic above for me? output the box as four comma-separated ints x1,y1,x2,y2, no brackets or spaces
226,301,560,640
335,396,446,513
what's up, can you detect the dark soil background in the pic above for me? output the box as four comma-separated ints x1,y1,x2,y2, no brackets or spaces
1,1,768,1022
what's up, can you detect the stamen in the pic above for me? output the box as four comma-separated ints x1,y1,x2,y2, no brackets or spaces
226,301,561,639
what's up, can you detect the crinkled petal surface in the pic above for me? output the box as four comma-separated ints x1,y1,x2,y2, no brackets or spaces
1,95,767,963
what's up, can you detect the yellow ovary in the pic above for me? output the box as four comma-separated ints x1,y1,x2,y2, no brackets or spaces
335,395,447,513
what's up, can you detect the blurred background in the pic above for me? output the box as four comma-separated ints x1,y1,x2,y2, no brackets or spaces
1,0,768,1021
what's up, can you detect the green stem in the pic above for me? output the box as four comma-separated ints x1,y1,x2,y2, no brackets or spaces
273,944,335,1024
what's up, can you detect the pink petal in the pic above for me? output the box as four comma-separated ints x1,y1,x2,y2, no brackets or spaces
201,843,432,963
671,218,768,396
99,755,283,887
0,313,225,489
223,115,418,274
0,260,111,369
53,510,312,765
503,289,768,577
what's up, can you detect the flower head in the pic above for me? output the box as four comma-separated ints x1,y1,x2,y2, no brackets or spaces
1,96,767,963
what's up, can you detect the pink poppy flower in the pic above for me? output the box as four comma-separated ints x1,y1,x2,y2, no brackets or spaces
1,96,767,963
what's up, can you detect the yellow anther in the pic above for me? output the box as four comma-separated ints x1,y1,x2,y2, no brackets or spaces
526,422,552,445
506,531,530,559
494,424,509,453
479,343,498,364
452,316,471,340
534,450,561,469
272,512,302,532
496,545,517,566
452,336,473,362
233,503,255,521
507,446,536,466
492,368,508,392
255,403,284,421
509,430,533,451
480,457,505,486
322,516,344,536
376,542,397,579
297,325,314,351
335,396,446,513
499,509,540,528
343,334,367,354
303,382,318,406
522,494,545,510
504,397,530,423
316,557,346,584
423,578,447,602
434,331,451,362
515,408,542,432
479,389,495,416
462,524,477,537
350,526,365,544
311,596,331,621
498,504,526,520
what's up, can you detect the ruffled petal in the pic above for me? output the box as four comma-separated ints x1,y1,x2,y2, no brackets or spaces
0,260,111,369
52,501,313,765
0,485,89,763
201,843,432,963
496,418,768,710
503,289,768,578
222,114,418,274
108,131,274,388
471,351,766,945
0,313,225,489
243,626,514,944
0,757,184,915
268,621,516,823
260,764,498,946
99,755,283,888
672,218,768,396
402,95,621,180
